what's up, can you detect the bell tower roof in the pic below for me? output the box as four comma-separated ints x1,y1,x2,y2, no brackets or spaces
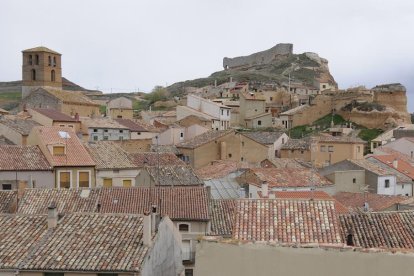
22,46,61,55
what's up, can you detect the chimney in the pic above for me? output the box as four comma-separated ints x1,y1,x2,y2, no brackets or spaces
151,205,160,234
261,181,269,198
74,113,80,122
47,203,58,229
143,211,152,246
17,180,28,199
393,159,398,169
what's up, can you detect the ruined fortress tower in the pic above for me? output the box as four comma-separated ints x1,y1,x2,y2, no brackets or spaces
22,46,62,98
223,43,293,70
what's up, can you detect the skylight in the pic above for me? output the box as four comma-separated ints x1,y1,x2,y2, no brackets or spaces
58,131,71,139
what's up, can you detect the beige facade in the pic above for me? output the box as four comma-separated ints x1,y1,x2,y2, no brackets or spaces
313,141,364,167
238,93,272,128
325,170,366,194
0,124,28,145
109,108,134,119
280,147,311,161
28,109,81,133
54,167,96,188
60,102,100,118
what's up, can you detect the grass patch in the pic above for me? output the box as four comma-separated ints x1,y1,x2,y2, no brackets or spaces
289,125,313,139
358,129,383,142
0,91,21,101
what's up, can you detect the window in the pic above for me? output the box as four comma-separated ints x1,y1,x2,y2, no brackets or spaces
2,184,12,190
28,55,33,65
320,145,327,152
328,146,334,152
119,136,123,141
93,136,98,141
78,171,90,188
48,56,52,66
59,171,71,188
185,269,193,276
258,120,262,126
357,146,361,153
68,125,74,128
227,110,229,116
53,146,65,155
45,273,65,276
270,97,273,101
282,138,285,144
221,110,224,115
104,129,108,132
353,178,356,184
53,56,57,67
179,223,190,232
300,150,304,154
123,179,132,187
103,136,108,140
322,84,326,89
182,240,191,261
35,55,39,65
59,124,65,127
402,184,405,189
119,130,123,133
51,70,55,82
385,179,390,188
31,69,36,81
242,141,244,147
103,178,112,188
228,153,232,158
180,132,184,138
137,132,141,135
241,157,244,161
93,129,98,132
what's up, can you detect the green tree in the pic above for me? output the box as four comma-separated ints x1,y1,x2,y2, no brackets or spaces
144,86,170,104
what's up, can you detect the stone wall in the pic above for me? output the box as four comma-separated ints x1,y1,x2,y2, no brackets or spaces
223,43,293,69
338,109,410,129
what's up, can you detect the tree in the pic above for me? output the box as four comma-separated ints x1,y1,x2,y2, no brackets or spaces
144,86,170,104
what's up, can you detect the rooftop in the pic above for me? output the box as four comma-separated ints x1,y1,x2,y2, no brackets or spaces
281,137,312,150
0,191,17,213
315,135,366,144
369,154,414,179
209,199,236,237
39,87,99,106
115,118,149,132
261,158,306,169
351,158,411,183
280,104,308,115
84,141,136,170
30,108,78,122
339,211,414,249
0,146,52,171
108,96,133,109
22,46,61,55
128,152,185,167
333,192,412,212
0,116,41,135
233,199,342,244
81,117,129,129
146,165,204,186
196,160,250,180
177,129,234,149
242,131,285,145
242,167,332,188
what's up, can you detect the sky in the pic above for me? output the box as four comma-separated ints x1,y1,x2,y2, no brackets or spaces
1,0,413,110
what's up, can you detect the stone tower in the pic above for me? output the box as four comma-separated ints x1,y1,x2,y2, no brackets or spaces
22,46,62,98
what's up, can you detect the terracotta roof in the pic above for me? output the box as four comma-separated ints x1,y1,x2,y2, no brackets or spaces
31,108,78,122
356,158,411,183
146,165,203,186
150,144,180,154
98,187,209,221
177,129,234,149
315,135,366,144
373,147,414,164
22,213,149,272
281,137,312,150
115,118,148,132
196,160,251,180
369,154,414,180
242,131,285,145
0,116,41,135
233,199,342,244
242,168,332,188
81,117,129,129
0,191,17,213
84,141,135,170
0,214,48,270
268,191,349,214
0,146,52,171
339,211,414,249
333,192,411,212
18,188,100,215
209,199,236,236
32,126,95,167
22,46,61,54
261,158,306,169
128,152,185,167
38,87,99,106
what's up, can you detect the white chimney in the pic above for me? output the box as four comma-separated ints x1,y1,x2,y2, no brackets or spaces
261,181,269,198
143,211,152,247
151,205,160,234
393,159,398,169
47,203,58,229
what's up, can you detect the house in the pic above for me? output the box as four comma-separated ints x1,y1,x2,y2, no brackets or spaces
22,87,100,117
238,92,272,128
373,137,414,159
280,137,312,161
333,192,414,212
0,209,184,276
238,167,334,198
0,145,53,190
370,125,414,152
177,130,281,169
115,118,159,139
155,123,209,146
176,114,212,129
279,104,309,129
28,108,81,132
0,190,17,213
84,141,139,187
136,165,204,187
107,96,134,119
27,126,96,188
320,159,412,196
241,131,289,158
0,116,41,145
81,117,130,141
177,94,231,130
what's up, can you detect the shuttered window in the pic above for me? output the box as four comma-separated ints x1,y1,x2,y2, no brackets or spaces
53,146,65,155
59,172,70,188
79,172,90,188
123,179,132,187
103,178,113,187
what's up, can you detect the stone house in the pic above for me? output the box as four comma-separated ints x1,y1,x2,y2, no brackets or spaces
115,118,159,140
238,92,272,128
373,137,414,158
0,145,53,190
27,126,96,188
176,114,213,129
155,123,209,146
279,104,308,129
0,209,184,276
107,96,134,119
81,117,131,141
241,131,289,158
84,141,139,187
28,108,81,133
22,87,100,117
0,116,41,145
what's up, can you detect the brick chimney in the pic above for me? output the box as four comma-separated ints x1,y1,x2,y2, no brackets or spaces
261,181,269,198
47,203,58,229
143,211,152,246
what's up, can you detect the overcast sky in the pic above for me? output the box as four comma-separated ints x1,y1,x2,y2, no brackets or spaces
1,0,414,110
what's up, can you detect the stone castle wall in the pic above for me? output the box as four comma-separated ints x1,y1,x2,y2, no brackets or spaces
223,43,293,69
